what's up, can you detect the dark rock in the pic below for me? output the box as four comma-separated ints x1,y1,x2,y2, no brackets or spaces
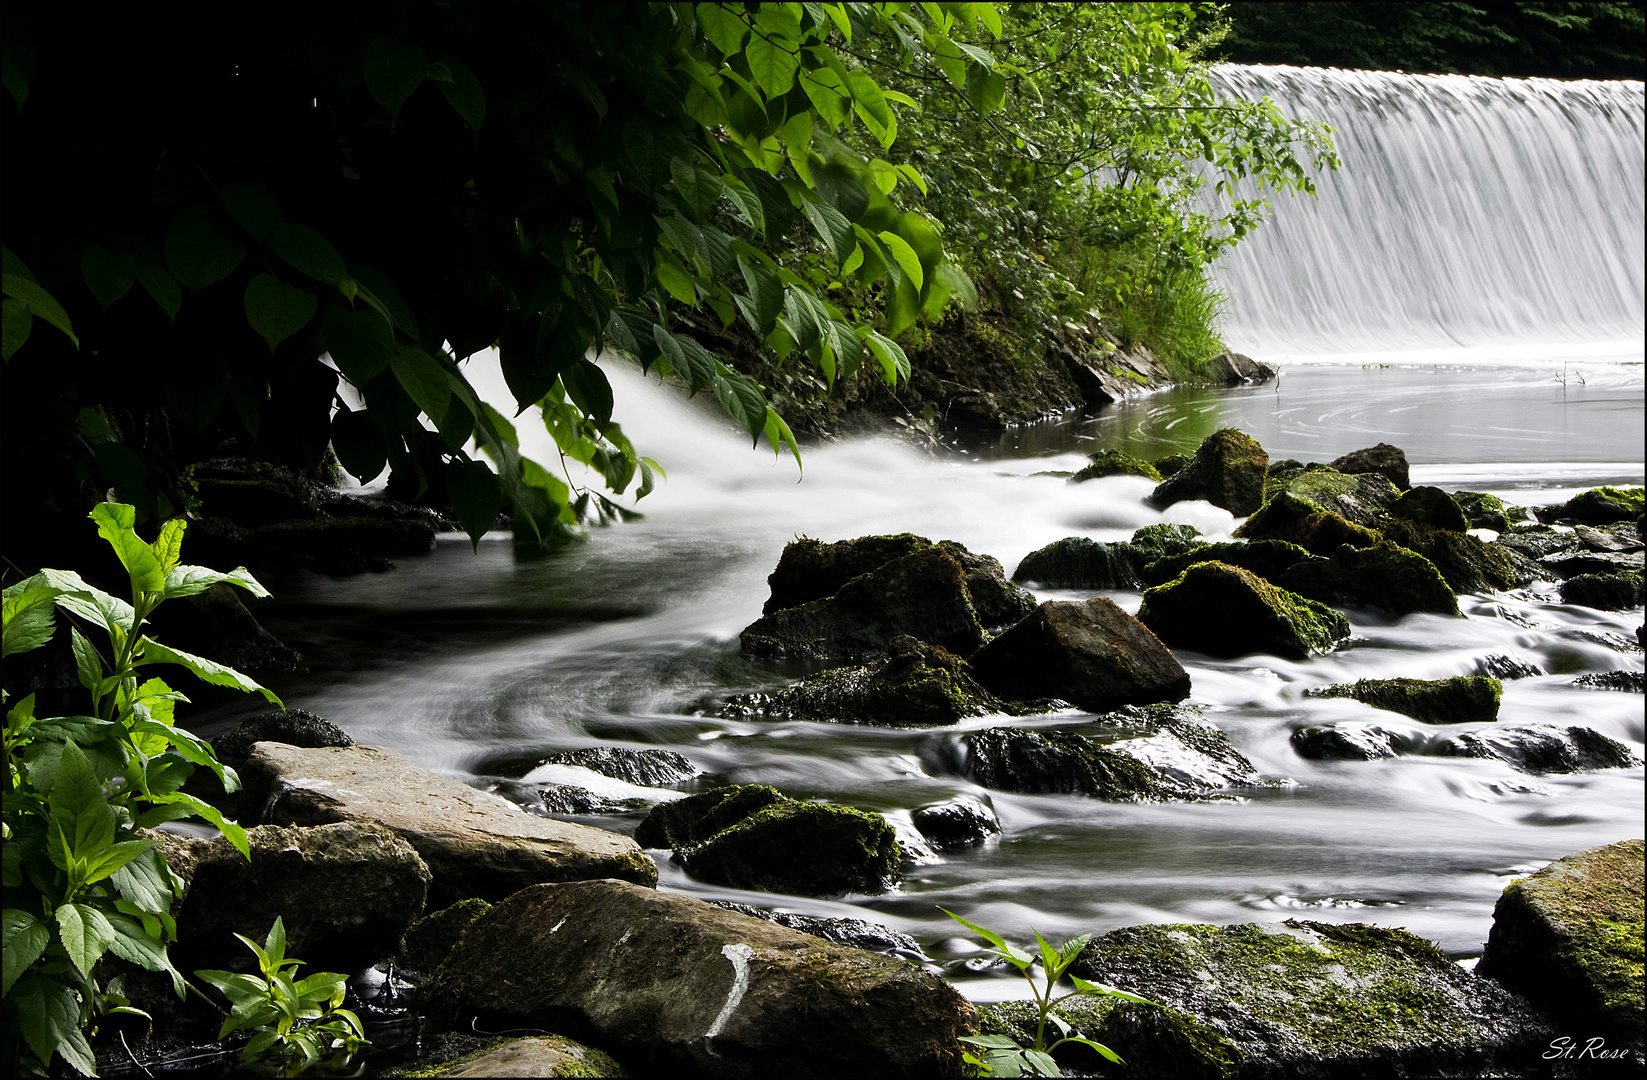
935,540,1040,631
1329,443,1411,491
1453,491,1514,532
723,637,1024,727
1479,840,1644,1064
1431,724,1642,775
1476,654,1544,680
1147,428,1270,517
537,746,699,788
1243,505,1384,557
911,795,1001,849
709,902,926,959
1140,539,1313,587
1496,523,1582,561
192,460,322,526
419,1036,624,1078
1012,536,1143,589
148,582,303,673
1126,523,1205,562
1138,562,1350,661
1542,550,1645,578
1071,449,1162,483
1291,724,1427,761
1203,351,1276,385
239,743,658,905
1379,518,1525,593
969,598,1190,711
1153,452,1192,478
170,821,429,974
1573,670,1644,692
420,880,976,1078
635,785,790,850
212,707,353,768
256,514,437,558
1305,676,1501,724
1575,522,1644,553
1262,467,1403,528
980,995,1239,1079
1539,485,1645,525
961,705,1264,801
1392,485,1470,532
1560,571,1646,610
1278,541,1460,616
533,784,650,815
740,547,989,661
398,898,492,981
1071,920,1558,1077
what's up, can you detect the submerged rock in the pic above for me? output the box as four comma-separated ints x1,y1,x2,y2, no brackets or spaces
1573,670,1644,692
1013,536,1144,589
1071,920,1557,1077
1559,570,1645,610
420,880,976,1077
1147,428,1270,517
969,598,1191,711
1138,562,1350,661
1391,485,1470,532
911,795,1001,849
1476,654,1544,680
1329,442,1411,491
1071,448,1162,483
710,902,925,959
536,746,699,788
212,707,353,768
1478,839,1645,1063
1277,541,1460,616
1290,724,1428,762
1430,724,1642,775
1305,676,1502,724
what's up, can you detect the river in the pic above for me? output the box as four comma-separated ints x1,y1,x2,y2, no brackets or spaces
217,67,1643,1001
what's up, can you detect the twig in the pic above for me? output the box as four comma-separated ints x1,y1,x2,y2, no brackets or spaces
120,1030,156,1079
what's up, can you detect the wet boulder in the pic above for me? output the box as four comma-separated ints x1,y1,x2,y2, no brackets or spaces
149,581,303,674
1305,676,1502,724
1559,570,1645,610
1379,518,1527,593
635,784,900,896
1290,724,1428,761
1203,351,1276,385
1477,654,1544,680
1431,724,1641,775
969,598,1191,711
1573,670,1644,692
420,879,976,1078
170,822,429,974
1137,562,1350,661
1278,540,1460,616
1538,485,1645,526
1263,467,1404,529
419,1036,624,1078
1071,448,1162,483
936,541,1041,630
740,547,990,661
1478,839,1644,1062
911,795,1001,850
1139,539,1313,587
1540,549,1645,579
1452,491,1517,532
1235,496,1382,555
1575,522,1645,553
1071,920,1558,1076
710,902,926,959
212,707,353,768
1153,452,1192,478
397,898,491,982
1126,523,1205,562
1496,522,1583,561
1013,536,1144,589
1392,485,1470,532
536,746,700,788
1329,442,1411,491
239,743,658,905
1147,428,1269,517
979,994,1240,1079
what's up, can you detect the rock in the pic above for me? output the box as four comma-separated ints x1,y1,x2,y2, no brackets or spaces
1012,536,1144,589
1304,676,1502,724
934,541,1040,631
1263,467,1404,529
1379,518,1525,593
911,795,1001,849
1539,486,1645,525
1153,452,1192,478
1575,522,1645,553
424,1035,626,1078
969,598,1191,711
1453,491,1514,532
1139,539,1313,587
1125,523,1205,562
1480,840,1644,1064
1278,541,1460,616
1539,549,1645,579
398,898,492,981
709,902,925,959
170,822,429,973
723,637,1025,727
531,784,650,816
1071,920,1558,1076
1329,442,1411,491
1147,428,1269,517
1560,571,1645,610
191,459,322,526
979,995,1240,1078
420,879,975,1078
635,784,900,896
1138,562,1350,661
1392,485,1470,532
1496,523,1582,561
1477,654,1544,680
1071,449,1162,483
1290,724,1427,761
1244,505,1385,557
740,547,989,661
1573,670,1644,692
1431,724,1642,775
212,707,353,768
536,747,699,788
960,705,1264,801
148,581,303,673
255,514,437,558
239,743,658,905
1203,351,1276,385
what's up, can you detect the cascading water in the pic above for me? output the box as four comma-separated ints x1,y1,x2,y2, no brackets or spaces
1207,66,1645,357
223,66,1642,1007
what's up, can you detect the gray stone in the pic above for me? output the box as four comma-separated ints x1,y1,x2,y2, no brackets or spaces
1328,443,1410,490
1430,724,1642,775
709,902,926,959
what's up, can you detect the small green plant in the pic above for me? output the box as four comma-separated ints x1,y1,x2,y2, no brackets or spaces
195,917,367,1076
943,908,1154,1078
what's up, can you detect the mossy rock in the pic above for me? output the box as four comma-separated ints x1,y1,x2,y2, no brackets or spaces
1126,523,1204,562
634,784,787,850
1392,485,1469,532
390,1035,627,1078
1479,839,1644,1058
1138,561,1350,661
682,800,900,896
1264,467,1403,528
1147,428,1270,516
1234,490,1326,541
761,533,931,614
1453,491,1513,532
1329,442,1411,490
1153,452,1192,478
1379,518,1525,593
1277,540,1460,617
1306,676,1501,723
1542,485,1645,525
1013,536,1143,589
979,996,1239,1078
1559,571,1645,610
1139,539,1313,587
400,898,491,981
1072,448,1162,483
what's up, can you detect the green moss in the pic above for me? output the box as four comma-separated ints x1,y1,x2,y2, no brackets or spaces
1378,519,1522,593
1234,491,1322,539
1140,539,1312,586
1127,523,1204,561
1559,571,1645,610
1137,561,1350,660
633,784,787,849
1012,536,1142,589
1452,491,1511,532
763,533,934,614
682,800,901,895
1072,449,1162,483
1154,452,1192,478
1278,540,1460,617
979,997,1240,1078
1392,486,1469,532
1306,676,1501,724
401,898,492,978
1549,485,1645,524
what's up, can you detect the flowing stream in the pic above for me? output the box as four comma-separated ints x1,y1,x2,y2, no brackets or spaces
219,67,1642,1000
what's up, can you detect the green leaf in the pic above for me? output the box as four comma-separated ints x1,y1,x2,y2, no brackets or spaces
390,347,452,424
877,231,924,292
109,847,178,917
711,371,767,440
735,254,785,333
747,33,799,97
670,158,726,219
323,303,395,384
139,265,183,322
722,175,765,232
656,261,699,305
2,273,78,347
348,265,420,341
164,205,249,291
437,58,485,131
2,910,51,995
365,37,429,117
695,3,749,55
269,224,347,286
56,901,118,978
654,326,716,391
150,517,187,574
10,973,88,1073
90,502,166,592
220,180,282,241
965,60,1007,116
446,458,501,550
1064,1036,1125,1064
1023,1048,1062,1076
330,406,388,484
800,63,851,129
1068,974,1155,1003
83,839,152,886
135,639,280,704
69,628,103,693
3,587,60,657
244,274,318,352
27,568,133,634
162,564,269,601
2,297,31,360
561,359,614,428
106,911,186,997
81,246,137,310
960,1035,1022,1050
800,196,855,264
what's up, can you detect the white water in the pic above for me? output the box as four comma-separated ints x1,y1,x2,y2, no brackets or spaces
227,67,1643,998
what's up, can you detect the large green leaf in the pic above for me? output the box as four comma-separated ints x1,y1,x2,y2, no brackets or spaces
69,628,102,693
150,517,186,574
330,407,388,483
446,458,501,550
389,347,452,424
269,224,347,286
561,359,615,429
711,371,767,440
2,909,50,995
90,502,166,592
10,972,90,1073
108,848,177,918
1,297,31,360
2,586,60,657
365,36,429,117
139,264,183,323
135,639,280,704
670,157,725,218
876,231,924,293
323,303,394,384
800,196,855,264
164,205,248,291
220,180,282,241
244,274,318,352
2,273,77,347
25,568,132,635
746,33,799,97
104,910,186,996
438,57,485,131
161,564,269,601
695,2,748,55
81,246,136,309
56,902,118,978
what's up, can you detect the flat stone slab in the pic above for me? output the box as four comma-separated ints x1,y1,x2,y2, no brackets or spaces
239,743,656,904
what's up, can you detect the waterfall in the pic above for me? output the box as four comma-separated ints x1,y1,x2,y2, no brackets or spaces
1206,66,1645,357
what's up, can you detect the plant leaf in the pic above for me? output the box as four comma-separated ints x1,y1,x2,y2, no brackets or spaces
2,909,51,995
244,274,318,352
